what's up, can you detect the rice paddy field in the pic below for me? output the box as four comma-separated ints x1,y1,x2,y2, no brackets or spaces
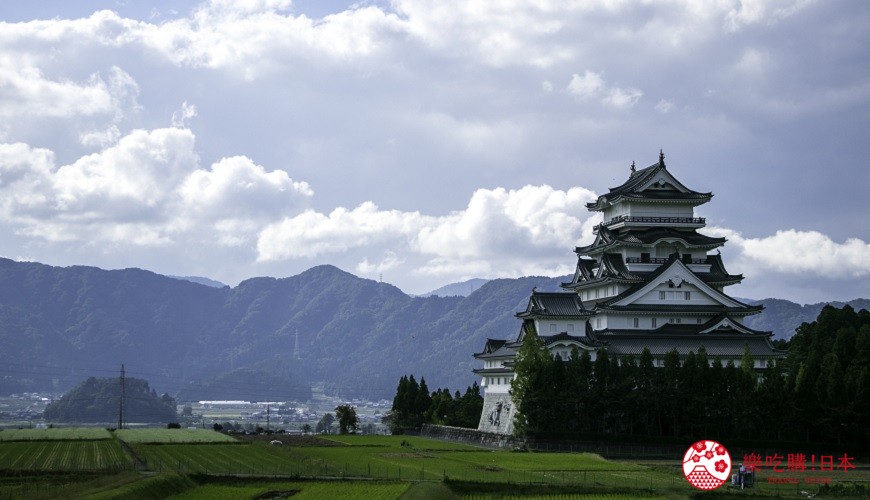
0,429,867,499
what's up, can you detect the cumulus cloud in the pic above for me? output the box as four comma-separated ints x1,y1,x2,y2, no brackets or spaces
0,64,115,119
257,202,427,260
356,250,405,275
414,185,598,259
709,227,870,278
0,127,309,246
567,70,642,108
257,185,600,280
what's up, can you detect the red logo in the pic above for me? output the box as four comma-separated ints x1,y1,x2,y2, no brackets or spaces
683,440,731,490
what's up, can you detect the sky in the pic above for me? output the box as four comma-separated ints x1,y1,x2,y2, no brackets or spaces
0,0,868,304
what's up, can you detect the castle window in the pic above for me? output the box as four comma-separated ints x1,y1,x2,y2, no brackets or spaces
685,291,691,300
595,288,600,299
659,291,666,300
697,318,703,324
568,323,575,332
596,318,601,328
550,323,557,332
641,252,650,263
633,318,639,328
652,318,657,328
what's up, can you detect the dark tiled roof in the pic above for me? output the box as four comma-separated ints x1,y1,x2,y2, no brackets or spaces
472,367,515,375
539,332,605,349
563,253,743,289
594,331,784,358
576,227,726,254
593,253,754,310
597,304,763,315
516,291,591,318
586,159,712,211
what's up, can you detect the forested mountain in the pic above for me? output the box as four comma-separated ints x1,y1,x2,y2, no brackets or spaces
0,257,865,400
43,376,176,423
419,278,491,297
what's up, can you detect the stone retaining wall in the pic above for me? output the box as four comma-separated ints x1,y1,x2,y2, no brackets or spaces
476,392,515,434
420,423,525,449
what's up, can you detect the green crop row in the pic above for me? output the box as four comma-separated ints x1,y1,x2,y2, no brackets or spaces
0,440,130,471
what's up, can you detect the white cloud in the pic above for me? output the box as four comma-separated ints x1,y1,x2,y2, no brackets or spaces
257,202,426,260
414,185,597,259
356,250,404,275
179,155,311,219
567,70,642,108
710,227,870,278
79,125,121,148
257,185,600,280
52,128,198,220
0,127,311,247
0,64,113,119
655,99,674,113
171,101,197,128
724,0,816,32
567,70,605,101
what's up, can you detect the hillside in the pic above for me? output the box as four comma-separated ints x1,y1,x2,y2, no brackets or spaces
43,376,176,423
0,257,865,399
419,278,491,297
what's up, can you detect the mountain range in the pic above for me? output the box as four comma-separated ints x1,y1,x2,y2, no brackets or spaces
0,258,866,400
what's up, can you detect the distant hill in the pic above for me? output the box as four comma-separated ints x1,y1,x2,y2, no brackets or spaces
743,297,870,339
43,376,176,424
167,275,227,288
0,257,865,399
419,278,490,297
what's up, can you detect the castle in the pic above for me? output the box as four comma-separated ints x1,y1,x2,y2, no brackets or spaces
473,153,786,434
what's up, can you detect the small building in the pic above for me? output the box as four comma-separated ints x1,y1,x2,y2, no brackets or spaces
474,153,786,434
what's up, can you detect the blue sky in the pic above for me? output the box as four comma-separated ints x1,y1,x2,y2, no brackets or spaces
0,0,868,303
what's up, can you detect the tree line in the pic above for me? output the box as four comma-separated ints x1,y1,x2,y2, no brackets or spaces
511,305,870,446
387,374,483,432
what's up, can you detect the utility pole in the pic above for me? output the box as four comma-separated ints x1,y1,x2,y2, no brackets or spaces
293,327,300,361
118,364,125,430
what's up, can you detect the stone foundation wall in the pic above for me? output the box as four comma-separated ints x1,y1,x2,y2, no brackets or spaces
477,392,515,434
420,424,525,449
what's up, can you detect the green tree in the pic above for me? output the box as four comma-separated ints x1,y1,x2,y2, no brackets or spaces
335,405,359,434
316,413,335,434
510,327,553,437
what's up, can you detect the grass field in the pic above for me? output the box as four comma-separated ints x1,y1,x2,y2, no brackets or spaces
0,427,112,441
0,439,130,471
115,428,239,443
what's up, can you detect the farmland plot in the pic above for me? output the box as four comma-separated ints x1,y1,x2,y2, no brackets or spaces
135,443,305,475
0,427,112,441
0,440,130,471
115,428,238,444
